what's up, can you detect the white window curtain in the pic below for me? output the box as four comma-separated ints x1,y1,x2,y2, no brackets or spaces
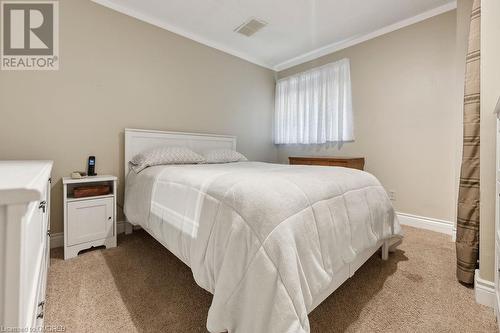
274,58,354,144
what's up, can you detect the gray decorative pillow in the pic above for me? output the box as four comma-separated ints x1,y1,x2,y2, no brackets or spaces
203,149,248,164
129,146,205,173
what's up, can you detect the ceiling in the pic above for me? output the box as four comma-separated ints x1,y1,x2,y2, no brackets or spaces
92,0,457,71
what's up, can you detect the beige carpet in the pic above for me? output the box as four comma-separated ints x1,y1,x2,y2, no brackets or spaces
45,226,497,332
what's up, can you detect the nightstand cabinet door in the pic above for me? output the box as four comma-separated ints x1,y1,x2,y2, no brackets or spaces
66,198,114,246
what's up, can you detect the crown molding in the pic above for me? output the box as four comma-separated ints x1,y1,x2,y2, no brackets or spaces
273,1,457,72
91,0,274,70
92,0,457,73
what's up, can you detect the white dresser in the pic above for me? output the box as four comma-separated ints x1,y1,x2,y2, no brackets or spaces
0,161,53,331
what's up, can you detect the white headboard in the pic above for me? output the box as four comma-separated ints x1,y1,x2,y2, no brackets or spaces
124,128,237,175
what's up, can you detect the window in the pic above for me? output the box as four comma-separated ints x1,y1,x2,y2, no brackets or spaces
274,58,354,144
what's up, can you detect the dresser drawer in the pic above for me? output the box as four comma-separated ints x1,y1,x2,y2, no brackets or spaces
328,161,348,167
33,239,48,329
288,157,365,170
289,159,312,165
23,201,46,325
313,160,332,166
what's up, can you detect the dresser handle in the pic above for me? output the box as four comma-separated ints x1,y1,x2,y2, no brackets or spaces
36,311,44,319
39,201,47,213
47,230,51,237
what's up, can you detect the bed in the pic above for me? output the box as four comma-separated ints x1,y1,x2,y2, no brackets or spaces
123,128,402,333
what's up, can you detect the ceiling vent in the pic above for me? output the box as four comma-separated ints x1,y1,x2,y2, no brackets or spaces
234,18,267,37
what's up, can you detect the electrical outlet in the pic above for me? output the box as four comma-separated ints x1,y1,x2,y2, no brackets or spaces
388,190,396,201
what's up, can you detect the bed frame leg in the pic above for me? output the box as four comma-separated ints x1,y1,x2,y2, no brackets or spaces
389,238,402,253
381,240,389,261
124,222,133,235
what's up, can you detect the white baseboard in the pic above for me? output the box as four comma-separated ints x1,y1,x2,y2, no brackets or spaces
117,220,126,234
50,221,127,249
396,212,454,236
52,214,456,248
474,269,496,308
50,232,64,249
53,214,455,249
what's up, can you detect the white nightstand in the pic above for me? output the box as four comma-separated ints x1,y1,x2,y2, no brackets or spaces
62,175,117,260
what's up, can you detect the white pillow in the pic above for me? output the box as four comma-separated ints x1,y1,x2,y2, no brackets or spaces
203,149,248,164
129,146,205,173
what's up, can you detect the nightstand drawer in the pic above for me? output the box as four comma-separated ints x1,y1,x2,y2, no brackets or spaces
66,197,114,246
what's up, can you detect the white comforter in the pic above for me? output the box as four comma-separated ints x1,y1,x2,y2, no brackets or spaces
124,162,401,333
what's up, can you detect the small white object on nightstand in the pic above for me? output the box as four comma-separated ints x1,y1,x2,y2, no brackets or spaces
62,175,117,260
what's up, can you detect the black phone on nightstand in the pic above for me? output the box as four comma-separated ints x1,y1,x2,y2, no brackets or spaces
87,156,96,176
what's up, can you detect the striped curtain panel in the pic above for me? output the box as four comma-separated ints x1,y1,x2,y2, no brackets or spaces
456,0,481,285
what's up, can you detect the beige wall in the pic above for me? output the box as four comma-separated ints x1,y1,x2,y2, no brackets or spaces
0,0,277,234
277,11,459,223
479,0,500,283
0,1,477,263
